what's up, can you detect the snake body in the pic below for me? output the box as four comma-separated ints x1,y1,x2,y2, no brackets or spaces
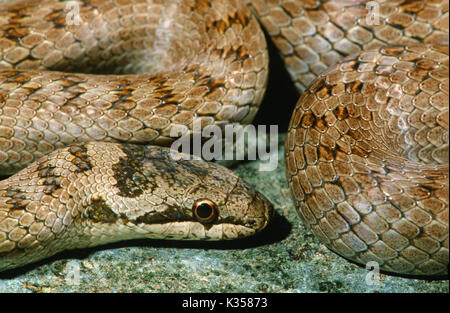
0,0,448,276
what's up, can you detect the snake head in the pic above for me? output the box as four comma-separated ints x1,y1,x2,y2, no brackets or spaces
97,143,273,241
181,175,274,240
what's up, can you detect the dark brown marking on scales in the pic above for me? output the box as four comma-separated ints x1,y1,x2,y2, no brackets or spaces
208,6,251,36
57,76,87,94
109,80,138,108
84,198,190,226
67,145,93,173
347,129,363,142
1,5,31,41
319,145,334,161
3,187,29,212
45,9,67,28
0,71,42,101
133,206,190,225
333,107,349,120
380,46,406,56
192,0,213,10
116,205,211,227
42,175,63,196
1,70,24,81
309,77,327,93
84,198,118,223
200,4,253,62
112,145,155,198
153,83,174,102
314,117,328,133
351,146,369,158
4,71,31,83
111,200,247,228
301,112,315,128
342,60,360,71
212,45,251,64
346,81,363,93
182,66,227,100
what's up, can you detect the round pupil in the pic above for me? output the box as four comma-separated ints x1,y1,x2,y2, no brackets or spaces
196,203,213,219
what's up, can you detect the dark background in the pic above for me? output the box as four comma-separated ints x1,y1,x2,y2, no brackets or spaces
252,37,300,133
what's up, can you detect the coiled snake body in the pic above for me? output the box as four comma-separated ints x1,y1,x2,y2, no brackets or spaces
0,0,448,276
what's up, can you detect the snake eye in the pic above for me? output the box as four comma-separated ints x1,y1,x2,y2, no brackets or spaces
193,199,217,223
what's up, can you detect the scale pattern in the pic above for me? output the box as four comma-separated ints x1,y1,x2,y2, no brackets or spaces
0,0,268,174
286,45,448,275
0,0,448,276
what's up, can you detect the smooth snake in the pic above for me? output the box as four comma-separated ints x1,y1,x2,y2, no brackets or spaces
0,0,448,277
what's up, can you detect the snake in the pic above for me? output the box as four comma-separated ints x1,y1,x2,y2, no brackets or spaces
0,0,448,277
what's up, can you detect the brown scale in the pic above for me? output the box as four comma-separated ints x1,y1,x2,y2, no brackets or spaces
0,0,268,174
286,45,448,276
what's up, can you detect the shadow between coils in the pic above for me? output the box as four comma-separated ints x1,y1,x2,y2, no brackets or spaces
252,28,300,132
0,210,291,279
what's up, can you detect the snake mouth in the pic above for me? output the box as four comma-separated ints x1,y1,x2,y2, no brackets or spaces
135,220,270,241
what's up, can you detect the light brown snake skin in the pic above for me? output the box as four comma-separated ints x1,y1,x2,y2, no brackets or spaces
0,0,448,276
